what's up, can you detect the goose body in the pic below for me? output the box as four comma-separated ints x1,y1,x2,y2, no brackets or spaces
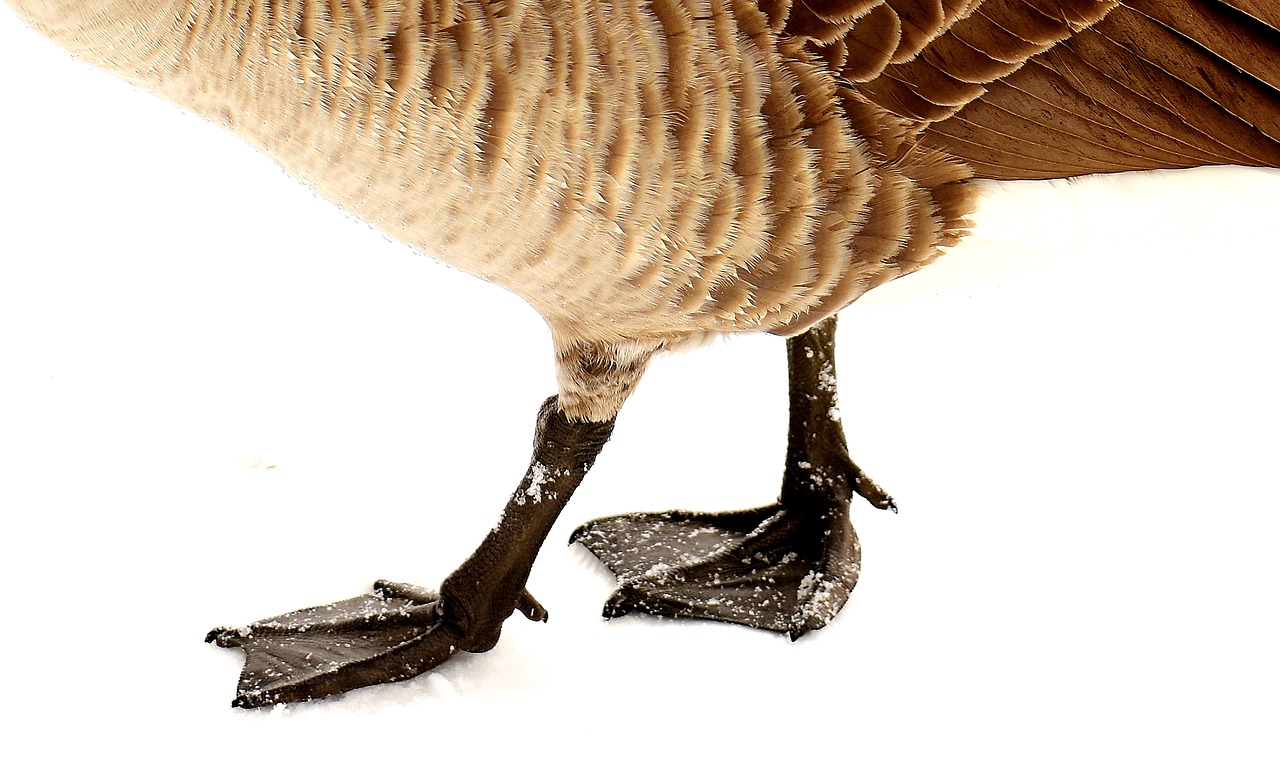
5,0,1278,706
7,0,980,418
10,1,1280,417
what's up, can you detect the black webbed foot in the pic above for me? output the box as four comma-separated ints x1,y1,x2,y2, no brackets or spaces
207,581,553,708
573,315,886,639
209,397,617,708
572,499,861,639
206,582,463,708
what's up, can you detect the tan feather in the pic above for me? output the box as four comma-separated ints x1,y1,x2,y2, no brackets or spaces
5,0,1278,421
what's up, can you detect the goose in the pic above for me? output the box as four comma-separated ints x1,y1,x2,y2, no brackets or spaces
5,0,1278,709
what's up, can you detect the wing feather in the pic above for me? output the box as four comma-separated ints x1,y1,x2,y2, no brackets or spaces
770,0,1280,178
922,3,1280,177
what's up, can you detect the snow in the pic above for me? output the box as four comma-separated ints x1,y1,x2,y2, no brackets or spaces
3,12,1280,783
517,460,565,505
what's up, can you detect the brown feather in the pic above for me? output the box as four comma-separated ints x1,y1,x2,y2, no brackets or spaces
4,0,1277,417
925,3,1280,178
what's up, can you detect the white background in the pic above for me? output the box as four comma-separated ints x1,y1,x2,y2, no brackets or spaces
3,10,1278,781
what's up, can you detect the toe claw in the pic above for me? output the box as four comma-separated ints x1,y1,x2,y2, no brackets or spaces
853,473,896,512
602,587,636,619
205,626,248,647
516,589,549,622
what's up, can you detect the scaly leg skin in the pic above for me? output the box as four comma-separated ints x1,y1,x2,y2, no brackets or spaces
208,397,615,708
572,316,894,639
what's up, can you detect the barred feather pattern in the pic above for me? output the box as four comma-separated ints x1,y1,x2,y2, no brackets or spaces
8,0,976,417
9,0,1279,417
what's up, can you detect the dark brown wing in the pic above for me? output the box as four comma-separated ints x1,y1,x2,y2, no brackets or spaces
923,2,1280,177
777,1,1280,179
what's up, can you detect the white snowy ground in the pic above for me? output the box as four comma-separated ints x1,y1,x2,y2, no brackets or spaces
2,14,1279,783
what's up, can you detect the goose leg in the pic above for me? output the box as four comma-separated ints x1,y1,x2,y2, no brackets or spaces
208,396,615,708
572,316,894,639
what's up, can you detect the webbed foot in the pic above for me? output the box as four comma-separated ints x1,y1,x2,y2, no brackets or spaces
207,581,460,708
209,397,617,708
573,315,887,639
572,500,861,638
